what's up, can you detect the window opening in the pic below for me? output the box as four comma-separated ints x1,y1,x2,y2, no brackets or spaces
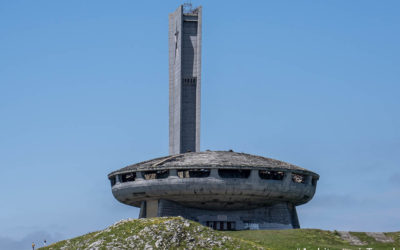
292,173,306,184
143,170,169,180
259,170,285,180
312,178,317,186
121,172,136,182
218,169,251,178
178,169,210,178
109,176,116,186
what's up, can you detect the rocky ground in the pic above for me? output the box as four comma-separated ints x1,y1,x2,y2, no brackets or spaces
40,217,261,250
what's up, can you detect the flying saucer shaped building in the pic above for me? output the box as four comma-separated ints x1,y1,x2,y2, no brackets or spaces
108,5,319,230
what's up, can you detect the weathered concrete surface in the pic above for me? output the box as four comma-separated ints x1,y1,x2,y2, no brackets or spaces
146,200,158,218
111,168,317,209
108,4,320,231
138,199,299,230
110,150,319,174
169,5,202,155
109,150,318,229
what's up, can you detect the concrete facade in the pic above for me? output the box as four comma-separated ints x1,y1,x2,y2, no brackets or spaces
140,199,299,230
169,5,202,155
109,151,319,230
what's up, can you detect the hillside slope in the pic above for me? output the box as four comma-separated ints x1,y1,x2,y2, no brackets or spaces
41,217,399,250
226,229,399,249
40,217,262,250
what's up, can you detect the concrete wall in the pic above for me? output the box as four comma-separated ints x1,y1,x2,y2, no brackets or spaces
169,6,202,155
153,199,298,230
146,200,159,218
169,6,182,155
111,169,317,210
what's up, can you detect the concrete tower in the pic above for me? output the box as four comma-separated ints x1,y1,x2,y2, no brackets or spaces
169,4,202,155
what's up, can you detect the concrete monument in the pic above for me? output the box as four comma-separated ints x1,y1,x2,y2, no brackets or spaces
108,4,319,230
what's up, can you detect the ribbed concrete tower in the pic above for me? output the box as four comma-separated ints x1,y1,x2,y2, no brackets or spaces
169,4,202,155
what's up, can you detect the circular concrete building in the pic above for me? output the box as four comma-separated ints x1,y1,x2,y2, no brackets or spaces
109,151,319,230
108,5,319,230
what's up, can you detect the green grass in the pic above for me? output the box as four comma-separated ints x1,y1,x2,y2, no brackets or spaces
39,217,400,250
224,229,400,250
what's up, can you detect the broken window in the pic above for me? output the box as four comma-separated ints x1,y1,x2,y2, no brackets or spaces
259,170,285,180
218,169,251,178
121,172,136,182
143,170,169,180
178,169,210,178
292,173,306,184
109,176,116,186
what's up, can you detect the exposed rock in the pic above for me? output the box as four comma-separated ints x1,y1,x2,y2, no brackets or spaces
42,217,262,250
338,231,366,246
366,232,394,243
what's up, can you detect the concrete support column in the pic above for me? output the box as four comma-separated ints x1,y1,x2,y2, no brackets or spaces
282,171,292,192
288,203,300,228
305,175,312,185
139,201,146,218
249,169,259,182
210,169,219,178
169,169,178,178
283,172,292,185
311,177,317,187
115,174,121,184
282,171,292,186
136,171,144,180
146,200,159,218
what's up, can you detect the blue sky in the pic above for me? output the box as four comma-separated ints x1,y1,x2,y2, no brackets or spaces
1,0,399,248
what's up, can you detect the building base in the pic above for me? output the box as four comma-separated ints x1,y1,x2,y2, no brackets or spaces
139,199,300,230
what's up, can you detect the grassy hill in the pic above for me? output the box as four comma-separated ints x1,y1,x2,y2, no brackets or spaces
40,217,399,250
226,229,399,249
40,217,261,250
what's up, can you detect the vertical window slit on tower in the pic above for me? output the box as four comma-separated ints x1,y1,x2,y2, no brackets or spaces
183,77,197,84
